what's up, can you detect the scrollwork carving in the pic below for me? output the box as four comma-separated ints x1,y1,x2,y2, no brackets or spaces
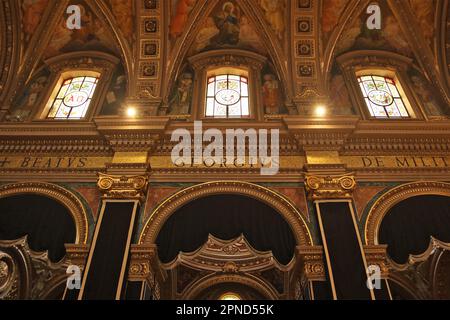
97,173,149,200
305,174,356,200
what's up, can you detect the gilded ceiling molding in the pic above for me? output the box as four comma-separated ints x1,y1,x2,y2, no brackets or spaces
85,0,133,94
322,0,370,84
0,182,89,244
139,181,313,246
182,273,278,300
0,0,20,111
2,1,69,110
388,0,450,104
436,0,449,90
365,181,450,245
305,174,357,200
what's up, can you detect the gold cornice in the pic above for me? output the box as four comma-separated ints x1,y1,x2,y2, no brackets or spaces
296,246,326,281
363,245,389,277
365,181,450,245
65,244,89,270
305,174,356,200
97,173,149,200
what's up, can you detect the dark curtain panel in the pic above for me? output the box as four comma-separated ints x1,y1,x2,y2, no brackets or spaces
379,195,450,264
318,202,372,300
156,195,296,265
82,202,136,300
0,195,76,262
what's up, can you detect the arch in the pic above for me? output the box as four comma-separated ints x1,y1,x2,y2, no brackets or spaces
86,0,133,95
0,182,89,244
182,273,278,300
365,181,450,245
139,181,312,246
163,0,290,102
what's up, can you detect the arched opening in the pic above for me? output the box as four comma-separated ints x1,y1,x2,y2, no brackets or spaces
0,194,77,262
156,194,297,265
379,195,450,264
197,283,268,300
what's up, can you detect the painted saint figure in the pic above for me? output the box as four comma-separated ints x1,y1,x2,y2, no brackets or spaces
170,0,196,38
211,2,241,46
260,0,285,40
262,74,281,115
169,73,194,115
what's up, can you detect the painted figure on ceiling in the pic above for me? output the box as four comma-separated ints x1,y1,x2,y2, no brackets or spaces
22,0,49,42
262,74,281,115
194,17,220,51
170,0,197,38
7,73,49,122
330,74,354,115
240,16,262,50
169,72,194,115
260,0,285,40
211,2,241,46
322,0,347,37
410,74,447,117
110,0,133,40
408,0,435,46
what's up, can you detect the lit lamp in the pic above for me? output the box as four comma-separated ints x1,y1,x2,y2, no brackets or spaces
314,105,327,117
126,106,137,118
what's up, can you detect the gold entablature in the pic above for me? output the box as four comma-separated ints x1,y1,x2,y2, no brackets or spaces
296,246,326,281
363,245,390,278
97,173,149,200
305,174,356,200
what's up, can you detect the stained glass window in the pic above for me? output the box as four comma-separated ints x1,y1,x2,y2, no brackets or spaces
206,74,249,118
357,75,410,119
47,76,99,120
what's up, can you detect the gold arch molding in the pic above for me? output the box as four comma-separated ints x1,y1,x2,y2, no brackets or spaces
139,181,313,246
365,181,450,245
182,273,278,300
0,182,89,244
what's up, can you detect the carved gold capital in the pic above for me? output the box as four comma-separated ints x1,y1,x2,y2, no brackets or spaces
128,245,165,282
297,246,326,281
97,173,148,200
363,245,389,277
305,174,356,200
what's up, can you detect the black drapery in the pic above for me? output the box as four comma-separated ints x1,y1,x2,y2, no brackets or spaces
156,194,296,265
0,194,76,262
317,202,372,300
379,195,450,264
81,202,137,300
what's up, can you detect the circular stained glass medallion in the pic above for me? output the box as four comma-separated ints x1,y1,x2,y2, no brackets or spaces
63,91,89,108
215,89,241,106
368,90,394,106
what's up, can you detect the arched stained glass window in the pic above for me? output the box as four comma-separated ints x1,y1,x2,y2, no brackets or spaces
358,75,410,119
206,74,249,118
47,76,99,120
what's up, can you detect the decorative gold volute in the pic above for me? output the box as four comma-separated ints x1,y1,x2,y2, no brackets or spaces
97,173,149,200
305,174,356,200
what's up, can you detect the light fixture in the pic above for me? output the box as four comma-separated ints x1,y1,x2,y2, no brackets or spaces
219,292,242,300
314,105,327,117
126,107,137,118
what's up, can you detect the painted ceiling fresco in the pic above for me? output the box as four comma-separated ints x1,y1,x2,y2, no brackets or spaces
1,0,447,119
